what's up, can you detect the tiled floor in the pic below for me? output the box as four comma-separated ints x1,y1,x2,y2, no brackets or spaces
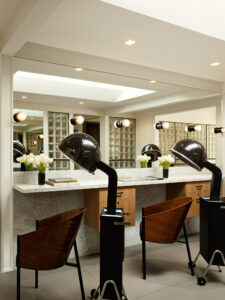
1,235,225,299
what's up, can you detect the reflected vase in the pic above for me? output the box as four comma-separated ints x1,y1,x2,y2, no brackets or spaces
163,168,169,178
140,161,147,168
38,173,45,185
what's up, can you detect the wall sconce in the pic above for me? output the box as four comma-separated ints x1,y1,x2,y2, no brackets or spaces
213,127,225,134
13,112,27,122
33,140,37,145
37,134,44,139
185,125,201,132
70,115,84,125
114,119,130,128
154,121,169,130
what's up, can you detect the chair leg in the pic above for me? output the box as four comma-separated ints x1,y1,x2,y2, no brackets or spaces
35,270,38,288
142,239,146,280
17,264,21,300
74,240,85,300
183,224,194,276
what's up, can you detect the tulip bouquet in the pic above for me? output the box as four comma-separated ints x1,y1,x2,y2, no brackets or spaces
137,154,151,168
16,153,35,171
34,154,53,174
158,154,175,178
158,154,175,169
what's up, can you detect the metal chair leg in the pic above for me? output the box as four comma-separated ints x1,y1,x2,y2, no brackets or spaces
35,270,38,288
142,239,146,280
74,240,85,300
183,224,194,276
218,265,222,272
17,236,21,300
17,265,21,300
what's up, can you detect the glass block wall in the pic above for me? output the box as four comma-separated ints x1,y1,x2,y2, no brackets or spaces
109,117,136,168
159,121,216,165
48,112,70,170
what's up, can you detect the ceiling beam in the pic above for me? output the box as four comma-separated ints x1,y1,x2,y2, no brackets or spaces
0,0,62,56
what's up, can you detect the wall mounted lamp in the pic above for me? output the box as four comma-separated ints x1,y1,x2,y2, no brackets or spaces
154,121,169,130
185,125,201,132
213,127,225,134
13,112,27,122
114,119,130,128
37,134,44,139
32,140,37,145
70,115,85,125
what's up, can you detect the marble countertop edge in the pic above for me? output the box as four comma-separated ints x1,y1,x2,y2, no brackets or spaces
13,175,212,194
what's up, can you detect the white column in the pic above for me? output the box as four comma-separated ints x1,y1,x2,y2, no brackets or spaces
100,116,109,164
0,55,13,272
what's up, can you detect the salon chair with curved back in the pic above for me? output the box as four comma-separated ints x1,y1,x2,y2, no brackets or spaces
140,197,194,279
17,208,86,300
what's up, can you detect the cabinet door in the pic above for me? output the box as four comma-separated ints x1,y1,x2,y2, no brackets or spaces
117,196,136,227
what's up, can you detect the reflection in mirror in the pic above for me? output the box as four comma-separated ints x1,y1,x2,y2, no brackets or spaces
13,57,221,171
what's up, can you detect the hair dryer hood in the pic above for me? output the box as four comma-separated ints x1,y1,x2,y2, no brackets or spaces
58,133,101,173
13,140,26,162
170,139,207,171
141,144,161,161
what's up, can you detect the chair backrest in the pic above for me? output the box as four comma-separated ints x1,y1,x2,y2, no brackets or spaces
19,208,86,270
143,197,192,243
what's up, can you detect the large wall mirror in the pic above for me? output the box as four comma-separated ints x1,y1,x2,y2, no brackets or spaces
13,57,221,171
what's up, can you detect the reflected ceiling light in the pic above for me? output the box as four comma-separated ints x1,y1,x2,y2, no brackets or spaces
13,111,27,122
154,121,169,130
125,39,136,46
74,67,83,71
114,119,130,128
79,101,84,105
33,140,37,145
213,127,225,134
210,62,220,67
70,115,85,125
149,80,157,84
38,134,44,139
21,95,27,99
185,125,201,132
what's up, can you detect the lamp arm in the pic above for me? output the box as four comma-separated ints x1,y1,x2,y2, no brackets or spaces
203,161,222,201
96,161,117,214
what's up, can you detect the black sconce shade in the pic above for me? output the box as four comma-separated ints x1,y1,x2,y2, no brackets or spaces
214,127,225,134
154,121,169,130
114,119,130,128
58,133,101,173
70,115,84,125
13,112,27,122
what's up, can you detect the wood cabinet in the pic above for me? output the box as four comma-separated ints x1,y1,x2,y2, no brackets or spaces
84,187,136,231
166,181,210,217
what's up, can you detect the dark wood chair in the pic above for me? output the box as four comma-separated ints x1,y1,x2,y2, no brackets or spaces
16,207,86,300
140,197,194,279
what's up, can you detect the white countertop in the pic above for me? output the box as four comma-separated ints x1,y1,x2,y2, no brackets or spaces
13,174,212,193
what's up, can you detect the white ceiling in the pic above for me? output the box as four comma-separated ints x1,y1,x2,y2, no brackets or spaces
0,0,26,36
26,0,225,82
101,0,225,41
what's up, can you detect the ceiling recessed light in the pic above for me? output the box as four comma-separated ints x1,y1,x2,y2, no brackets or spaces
79,102,84,105
21,95,27,99
149,80,157,84
74,67,83,71
125,40,136,46
210,62,220,67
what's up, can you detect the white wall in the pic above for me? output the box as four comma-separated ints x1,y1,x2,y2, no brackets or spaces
155,106,216,124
